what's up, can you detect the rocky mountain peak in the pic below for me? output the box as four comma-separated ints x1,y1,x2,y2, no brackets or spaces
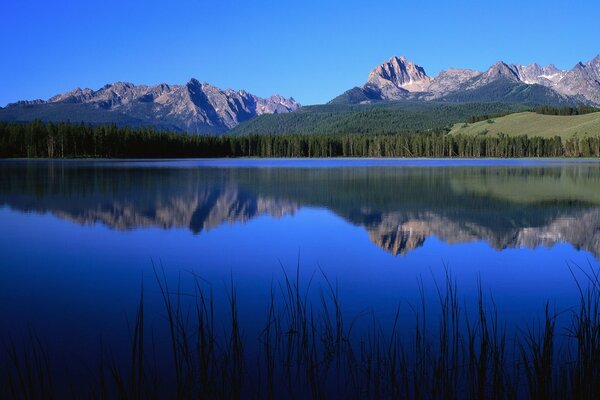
588,54,600,76
332,54,600,105
6,99,46,107
512,63,566,85
49,87,95,103
367,55,433,92
545,64,560,74
109,81,134,88
457,61,524,91
484,61,520,81
553,56,600,104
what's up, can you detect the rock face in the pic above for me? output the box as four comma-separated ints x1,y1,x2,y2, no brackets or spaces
512,63,566,85
367,56,433,95
467,61,521,88
426,68,481,94
1,80,300,134
332,54,600,106
554,56,600,105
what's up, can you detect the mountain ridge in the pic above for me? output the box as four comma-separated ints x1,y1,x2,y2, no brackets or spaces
0,79,300,134
331,54,600,107
3,54,600,134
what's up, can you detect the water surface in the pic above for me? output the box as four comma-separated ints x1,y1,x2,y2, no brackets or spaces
1,158,599,374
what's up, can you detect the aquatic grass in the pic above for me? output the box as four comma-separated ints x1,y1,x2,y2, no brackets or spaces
4,333,54,400
104,284,153,400
565,261,600,399
3,262,600,399
519,303,556,400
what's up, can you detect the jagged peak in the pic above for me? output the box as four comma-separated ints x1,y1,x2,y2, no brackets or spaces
390,55,413,65
544,64,561,72
367,55,432,93
48,86,95,103
186,79,222,93
588,54,600,67
63,86,93,95
101,81,135,90
489,60,515,69
378,55,428,74
484,61,520,80
7,99,46,107
186,78,202,86
265,94,299,104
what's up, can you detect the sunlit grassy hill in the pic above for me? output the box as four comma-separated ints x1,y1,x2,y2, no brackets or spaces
449,111,600,139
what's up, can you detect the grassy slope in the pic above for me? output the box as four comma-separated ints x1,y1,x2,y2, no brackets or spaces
449,111,600,139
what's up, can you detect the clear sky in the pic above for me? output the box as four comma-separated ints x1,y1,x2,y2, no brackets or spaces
1,0,599,107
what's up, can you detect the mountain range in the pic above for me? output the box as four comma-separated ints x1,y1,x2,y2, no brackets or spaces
0,79,300,134
1,54,599,134
331,55,600,106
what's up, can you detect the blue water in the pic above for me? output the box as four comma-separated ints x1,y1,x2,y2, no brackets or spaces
1,158,599,373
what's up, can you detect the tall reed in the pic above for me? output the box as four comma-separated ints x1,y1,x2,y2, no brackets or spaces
2,262,600,399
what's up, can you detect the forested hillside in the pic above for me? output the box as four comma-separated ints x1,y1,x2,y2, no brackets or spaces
229,102,528,136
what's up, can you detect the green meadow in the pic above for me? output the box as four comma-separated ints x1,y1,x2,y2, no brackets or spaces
450,111,600,139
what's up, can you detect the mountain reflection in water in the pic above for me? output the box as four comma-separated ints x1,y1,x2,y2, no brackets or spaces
1,160,599,258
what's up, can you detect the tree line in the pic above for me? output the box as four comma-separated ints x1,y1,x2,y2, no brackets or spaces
1,121,599,158
532,105,599,116
467,105,599,123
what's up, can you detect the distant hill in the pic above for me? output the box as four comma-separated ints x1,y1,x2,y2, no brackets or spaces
449,111,600,139
0,80,299,134
228,102,528,136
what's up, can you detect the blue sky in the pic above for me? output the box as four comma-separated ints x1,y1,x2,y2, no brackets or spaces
1,0,599,106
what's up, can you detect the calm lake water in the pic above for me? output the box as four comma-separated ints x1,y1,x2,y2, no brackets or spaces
1,158,600,386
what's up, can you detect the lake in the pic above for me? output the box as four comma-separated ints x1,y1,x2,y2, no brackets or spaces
1,158,600,397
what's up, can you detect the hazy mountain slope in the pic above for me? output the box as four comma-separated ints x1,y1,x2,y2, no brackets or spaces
426,69,482,94
439,77,578,105
0,102,181,131
449,111,600,138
